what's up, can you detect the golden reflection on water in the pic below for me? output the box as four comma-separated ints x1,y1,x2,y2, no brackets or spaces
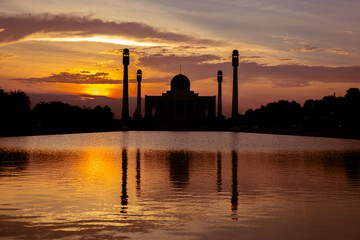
76,147,122,185
0,145,360,239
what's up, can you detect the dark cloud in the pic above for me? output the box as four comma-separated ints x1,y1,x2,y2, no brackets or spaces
137,53,360,88
12,71,122,84
0,13,221,45
102,46,208,58
173,46,208,50
240,56,263,59
280,58,292,61
102,48,137,55
254,64,360,87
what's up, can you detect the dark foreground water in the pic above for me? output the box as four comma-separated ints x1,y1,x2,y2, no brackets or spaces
0,131,359,240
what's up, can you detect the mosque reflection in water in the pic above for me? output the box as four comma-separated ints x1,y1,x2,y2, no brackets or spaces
119,148,239,216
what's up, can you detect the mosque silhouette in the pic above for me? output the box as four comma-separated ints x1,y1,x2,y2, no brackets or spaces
145,74,216,120
120,49,240,124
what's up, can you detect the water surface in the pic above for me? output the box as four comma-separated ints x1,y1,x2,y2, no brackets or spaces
0,132,359,239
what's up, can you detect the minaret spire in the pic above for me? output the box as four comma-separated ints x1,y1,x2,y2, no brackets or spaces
135,69,142,117
231,50,239,119
122,48,130,120
217,70,223,117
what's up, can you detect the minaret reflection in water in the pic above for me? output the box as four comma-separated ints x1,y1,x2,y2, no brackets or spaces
217,152,222,192
231,151,239,219
121,148,128,213
136,149,141,196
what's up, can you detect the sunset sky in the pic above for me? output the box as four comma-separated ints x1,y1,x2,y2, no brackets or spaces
1,0,359,117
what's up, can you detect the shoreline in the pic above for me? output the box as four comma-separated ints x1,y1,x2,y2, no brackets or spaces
1,127,359,140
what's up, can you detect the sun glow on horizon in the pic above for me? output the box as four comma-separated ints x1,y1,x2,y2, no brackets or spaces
24,34,161,47
83,84,114,97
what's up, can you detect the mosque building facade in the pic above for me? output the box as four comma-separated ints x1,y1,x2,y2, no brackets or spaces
145,74,216,121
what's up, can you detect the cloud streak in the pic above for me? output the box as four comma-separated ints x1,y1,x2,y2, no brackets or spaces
290,45,348,55
273,36,349,56
0,13,221,45
0,53,15,61
290,45,325,53
13,71,122,84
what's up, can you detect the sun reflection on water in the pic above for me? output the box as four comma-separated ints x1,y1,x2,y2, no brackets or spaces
76,147,122,185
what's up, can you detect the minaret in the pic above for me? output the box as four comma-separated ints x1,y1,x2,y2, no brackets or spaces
217,70,223,117
135,69,142,117
231,50,239,119
122,48,130,120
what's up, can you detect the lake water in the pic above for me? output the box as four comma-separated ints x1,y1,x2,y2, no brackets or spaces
0,131,360,240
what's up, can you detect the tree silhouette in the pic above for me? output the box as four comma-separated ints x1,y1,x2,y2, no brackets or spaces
344,88,360,128
94,105,114,126
345,88,360,101
245,100,302,128
32,101,115,131
0,89,31,129
244,88,360,132
303,89,360,129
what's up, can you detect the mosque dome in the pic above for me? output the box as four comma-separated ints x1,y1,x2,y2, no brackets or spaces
171,74,190,91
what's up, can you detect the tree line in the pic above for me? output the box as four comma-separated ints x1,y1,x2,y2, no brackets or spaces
0,87,359,136
243,88,360,129
0,88,115,136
